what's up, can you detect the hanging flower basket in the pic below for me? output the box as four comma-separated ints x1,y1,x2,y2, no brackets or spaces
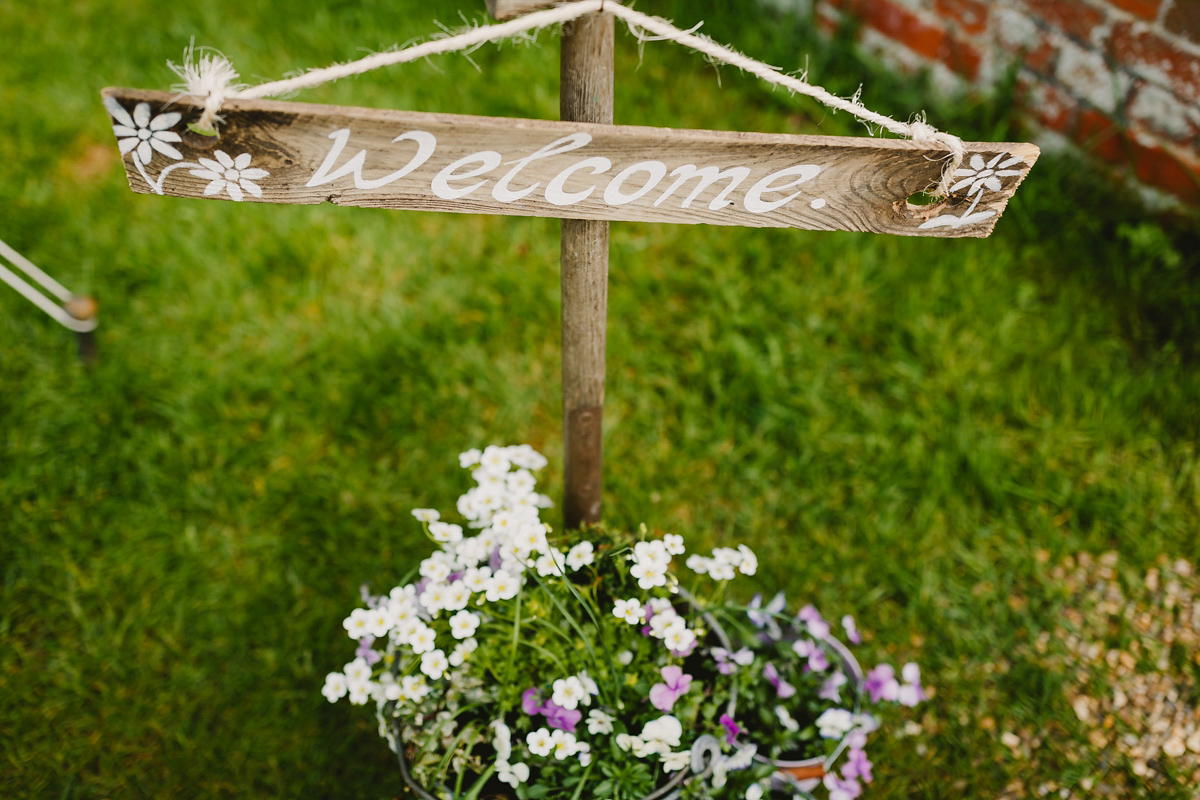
323,446,925,799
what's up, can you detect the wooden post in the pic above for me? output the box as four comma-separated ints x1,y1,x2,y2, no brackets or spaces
560,8,613,530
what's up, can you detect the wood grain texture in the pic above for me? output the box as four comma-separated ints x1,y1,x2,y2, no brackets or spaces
486,0,592,21
102,88,1039,238
560,10,613,529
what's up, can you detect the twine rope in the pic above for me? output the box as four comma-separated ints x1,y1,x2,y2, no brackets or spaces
173,0,965,197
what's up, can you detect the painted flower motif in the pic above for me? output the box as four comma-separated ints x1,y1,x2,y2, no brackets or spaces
949,153,1027,199
106,98,183,165
189,150,269,202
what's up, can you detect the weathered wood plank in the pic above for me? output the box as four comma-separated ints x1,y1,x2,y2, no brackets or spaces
102,88,1039,238
486,0,586,21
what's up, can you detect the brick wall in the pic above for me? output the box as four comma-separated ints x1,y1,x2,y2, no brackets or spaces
764,0,1200,204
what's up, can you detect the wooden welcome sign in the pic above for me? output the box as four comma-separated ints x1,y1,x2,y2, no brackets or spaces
102,88,1037,238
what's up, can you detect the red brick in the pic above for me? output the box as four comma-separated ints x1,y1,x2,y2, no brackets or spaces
1106,0,1162,21
940,34,983,79
1109,21,1200,102
1130,139,1200,203
841,0,948,61
1017,73,1078,133
1164,1,1200,47
1073,108,1130,163
1017,0,1108,44
934,0,989,35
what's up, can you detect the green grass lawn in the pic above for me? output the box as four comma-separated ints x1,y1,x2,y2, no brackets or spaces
3,1,1199,798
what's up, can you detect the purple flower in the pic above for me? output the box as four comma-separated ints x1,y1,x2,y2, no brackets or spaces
841,614,862,644
649,665,693,712
823,773,863,800
522,687,545,715
792,639,830,672
819,671,848,702
355,634,382,665
762,662,796,699
864,664,900,703
541,701,582,733
719,713,740,745
842,747,873,783
747,591,785,629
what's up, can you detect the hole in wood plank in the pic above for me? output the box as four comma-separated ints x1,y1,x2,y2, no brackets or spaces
897,190,949,221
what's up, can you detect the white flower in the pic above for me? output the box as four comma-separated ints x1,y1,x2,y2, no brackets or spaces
633,540,670,567
613,598,646,624
641,715,683,751
775,705,800,732
497,761,529,787
479,445,512,475
407,623,437,654
586,709,615,735
648,608,682,638
615,733,639,752
366,607,393,637
459,448,483,469
535,550,565,577
549,729,579,760
461,566,492,592
575,742,592,766
663,626,696,653
189,150,269,202
526,728,554,757
419,557,452,583
412,508,440,523
746,782,766,800
491,720,512,762
106,98,183,165
442,581,471,612
400,674,430,702
485,569,520,602
347,681,372,705
429,521,463,543
505,469,537,497
566,541,595,570
449,610,481,640
420,649,449,679
661,750,690,772
630,559,668,589
343,658,372,684
663,534,685,555
510,522,549,557
551,676,587,710
449,638,477,666
420,583,449,615
506,444,548,470
737,545,758,575
617,650,634,665
685,554,710,575
707,560,736,581
321,672,348,703
815,708,855,739
342,607,372,639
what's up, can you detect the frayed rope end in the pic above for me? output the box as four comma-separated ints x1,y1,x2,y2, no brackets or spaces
908,119,965,200
168,43,245,134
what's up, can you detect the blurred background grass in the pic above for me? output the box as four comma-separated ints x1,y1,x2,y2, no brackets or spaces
2,0,1198,798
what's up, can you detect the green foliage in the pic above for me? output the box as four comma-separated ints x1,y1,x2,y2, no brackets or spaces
2,0,1198,798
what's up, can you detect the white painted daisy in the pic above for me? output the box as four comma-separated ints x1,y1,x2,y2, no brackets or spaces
188,150,269,202
105,98,183,165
